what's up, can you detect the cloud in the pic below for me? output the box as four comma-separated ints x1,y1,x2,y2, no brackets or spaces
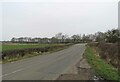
1,1,118,41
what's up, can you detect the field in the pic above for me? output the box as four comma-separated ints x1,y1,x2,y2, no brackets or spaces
1,43,63,52
1,43,72,63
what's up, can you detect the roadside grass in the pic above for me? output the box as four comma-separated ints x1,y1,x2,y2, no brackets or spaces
0,45,1,51
85,46,120,81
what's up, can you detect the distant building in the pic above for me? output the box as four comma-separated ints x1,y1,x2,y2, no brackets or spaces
11,37,51,43
11,38,19,42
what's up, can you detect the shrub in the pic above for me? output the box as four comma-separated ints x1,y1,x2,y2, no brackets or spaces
88,42,118,68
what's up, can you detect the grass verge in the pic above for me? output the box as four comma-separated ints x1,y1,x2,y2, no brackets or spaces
85,46,120,81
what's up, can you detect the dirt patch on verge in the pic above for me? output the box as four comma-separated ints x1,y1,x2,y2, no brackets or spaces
57,56,95,80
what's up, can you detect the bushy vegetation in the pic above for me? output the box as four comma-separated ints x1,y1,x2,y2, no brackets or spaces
85,46,120,81
88,42,118,68
1,43,72,62
10,29,119,44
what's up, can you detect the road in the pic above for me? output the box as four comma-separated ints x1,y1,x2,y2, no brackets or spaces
2,44,86,80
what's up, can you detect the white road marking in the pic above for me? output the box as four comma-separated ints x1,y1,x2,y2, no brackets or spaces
0,69,23,78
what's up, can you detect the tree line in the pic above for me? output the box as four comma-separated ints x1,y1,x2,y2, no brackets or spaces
11,28,119,43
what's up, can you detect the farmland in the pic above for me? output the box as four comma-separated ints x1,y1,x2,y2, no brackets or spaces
1,43,72,63
1,43,61,52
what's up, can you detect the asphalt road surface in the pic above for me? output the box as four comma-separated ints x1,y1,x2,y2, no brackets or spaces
2,44,86,80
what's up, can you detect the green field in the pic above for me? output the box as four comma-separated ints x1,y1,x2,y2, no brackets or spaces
1,43,70,63
1,43,62,52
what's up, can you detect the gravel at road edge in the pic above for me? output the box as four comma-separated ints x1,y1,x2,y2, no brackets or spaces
57,55,96,80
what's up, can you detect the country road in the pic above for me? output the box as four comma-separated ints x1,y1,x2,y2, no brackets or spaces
2,44,86,80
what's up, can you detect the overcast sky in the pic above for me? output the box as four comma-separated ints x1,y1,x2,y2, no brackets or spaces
0,0,119,41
